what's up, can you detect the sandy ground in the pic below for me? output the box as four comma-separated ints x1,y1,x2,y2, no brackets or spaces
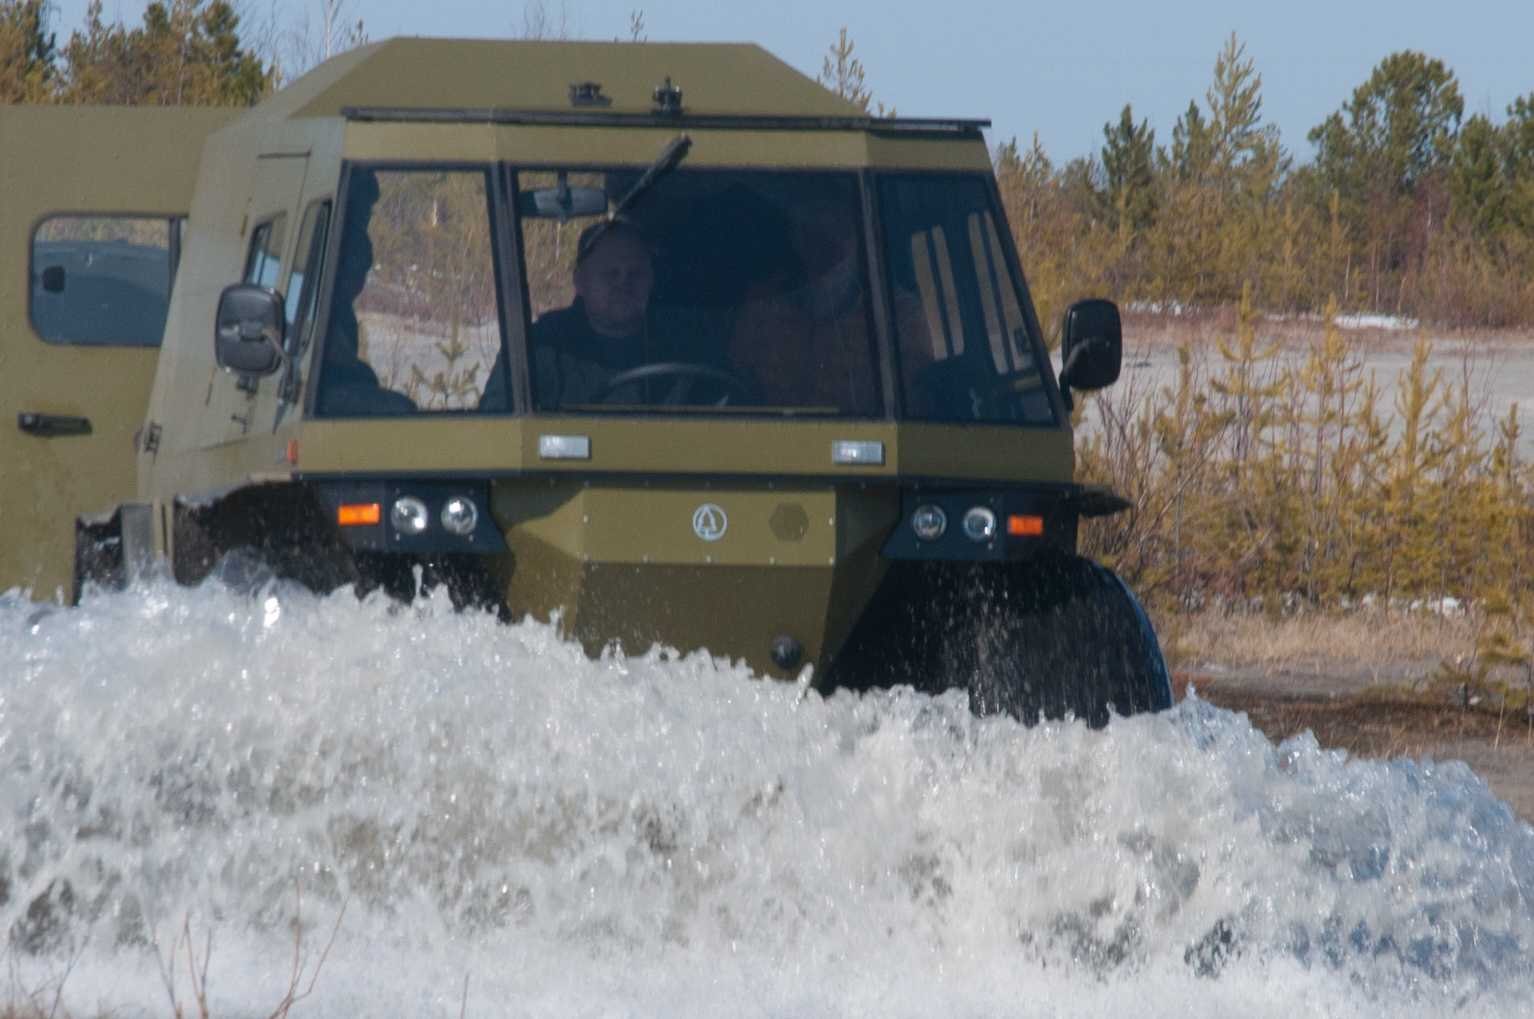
1109,315,1534,458
1178,664,1534,825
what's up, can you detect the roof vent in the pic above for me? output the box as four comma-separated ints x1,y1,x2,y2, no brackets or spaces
652,77,683,116
569,81,610,107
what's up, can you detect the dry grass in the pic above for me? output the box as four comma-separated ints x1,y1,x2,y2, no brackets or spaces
1161,606,1479,680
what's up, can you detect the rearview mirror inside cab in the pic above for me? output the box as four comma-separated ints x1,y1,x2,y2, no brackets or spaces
518,171,608,221
214,284,285,377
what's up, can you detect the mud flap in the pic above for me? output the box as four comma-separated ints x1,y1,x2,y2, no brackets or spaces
828,554,1172,726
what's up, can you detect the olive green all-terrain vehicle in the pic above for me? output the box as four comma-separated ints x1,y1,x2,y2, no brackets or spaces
1,39,1170,724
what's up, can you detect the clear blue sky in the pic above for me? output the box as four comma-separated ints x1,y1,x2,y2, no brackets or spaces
49,0,1534,162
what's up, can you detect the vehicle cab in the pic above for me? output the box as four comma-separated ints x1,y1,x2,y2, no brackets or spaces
35,39,1152,715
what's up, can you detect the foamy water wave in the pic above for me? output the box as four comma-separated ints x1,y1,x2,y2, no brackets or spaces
2,582,1531,1017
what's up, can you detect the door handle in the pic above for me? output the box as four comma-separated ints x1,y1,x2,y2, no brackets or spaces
17,412,93,437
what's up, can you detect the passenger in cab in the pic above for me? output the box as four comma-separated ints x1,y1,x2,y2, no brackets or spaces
315,171,417,417
728,195,885,416
532,219,656,407
482,218,660,410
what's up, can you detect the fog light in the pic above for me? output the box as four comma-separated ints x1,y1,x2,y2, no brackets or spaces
911,504,947,541
440,495,478,536
962,506,997,542
390,496,430,535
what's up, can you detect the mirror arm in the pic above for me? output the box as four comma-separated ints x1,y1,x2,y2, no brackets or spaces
1058,341,1088,410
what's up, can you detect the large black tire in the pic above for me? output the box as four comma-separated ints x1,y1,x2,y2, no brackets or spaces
828,554,1172,727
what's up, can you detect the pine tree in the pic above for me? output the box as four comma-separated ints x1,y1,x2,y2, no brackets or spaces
61,0,271,106
1505,93,1534,235
818,27,871,112
1205,283,1283,596
1309,51,1464,309
1449,114,1513,240
0,0,57,102
1101,104,1157,237
1282,294,1372,599
1377,335,1447,600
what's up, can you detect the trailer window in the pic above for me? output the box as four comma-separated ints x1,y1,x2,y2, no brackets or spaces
29,215,182,347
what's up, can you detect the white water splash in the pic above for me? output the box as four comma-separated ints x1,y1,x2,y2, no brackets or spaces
1,582,1531,1017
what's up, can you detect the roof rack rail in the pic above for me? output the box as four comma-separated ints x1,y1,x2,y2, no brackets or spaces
340,106,990,136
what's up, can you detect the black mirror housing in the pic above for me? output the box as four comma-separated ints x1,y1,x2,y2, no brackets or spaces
1060,298,1122,392
215,284,285,377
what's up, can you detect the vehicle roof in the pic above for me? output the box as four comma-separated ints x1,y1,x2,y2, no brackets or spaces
263,38,867,122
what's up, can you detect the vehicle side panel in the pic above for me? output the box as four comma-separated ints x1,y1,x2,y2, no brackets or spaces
0,106,231,599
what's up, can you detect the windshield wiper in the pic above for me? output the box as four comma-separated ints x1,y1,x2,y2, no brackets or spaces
611,133,691,219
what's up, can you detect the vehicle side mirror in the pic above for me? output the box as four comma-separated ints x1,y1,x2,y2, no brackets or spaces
40,265,66,293
1059,298,1122,396
215,284,286,377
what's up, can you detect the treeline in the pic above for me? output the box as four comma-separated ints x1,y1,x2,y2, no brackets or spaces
0,0,271,105
992,36,1534,330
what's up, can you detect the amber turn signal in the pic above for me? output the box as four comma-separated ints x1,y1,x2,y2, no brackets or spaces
337,503,382,526
1006,513,1044,537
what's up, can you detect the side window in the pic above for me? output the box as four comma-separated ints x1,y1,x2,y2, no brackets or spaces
879,175,1055,426
29,214,181,347
315,168,502,416
968,210,1033,376
277,200,331,406
286,200,332,345
243,216,287,289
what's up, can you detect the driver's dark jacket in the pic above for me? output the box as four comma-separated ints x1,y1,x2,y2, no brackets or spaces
480,300,646,411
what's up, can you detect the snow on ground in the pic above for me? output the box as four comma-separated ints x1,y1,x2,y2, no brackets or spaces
1333,312,1420,332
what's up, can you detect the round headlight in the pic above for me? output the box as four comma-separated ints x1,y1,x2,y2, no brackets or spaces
390,496,430,535
440,495,479,536
962,506,997,543
911,504,947,542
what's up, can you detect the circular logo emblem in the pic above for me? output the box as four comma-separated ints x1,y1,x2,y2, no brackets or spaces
692,503,728,542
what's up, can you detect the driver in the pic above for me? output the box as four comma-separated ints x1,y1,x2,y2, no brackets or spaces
481,218,656,410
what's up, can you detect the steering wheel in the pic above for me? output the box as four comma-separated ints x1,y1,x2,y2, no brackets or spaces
593,361,757,406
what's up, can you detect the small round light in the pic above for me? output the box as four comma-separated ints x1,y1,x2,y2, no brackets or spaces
390,496,430,535
962,506,997,543
440,495,479,536
911,504,947,542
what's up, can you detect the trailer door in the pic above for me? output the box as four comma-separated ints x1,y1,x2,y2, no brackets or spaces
0,106,232,600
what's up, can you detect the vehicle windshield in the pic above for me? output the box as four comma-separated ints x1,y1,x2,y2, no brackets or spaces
500,167,883,416
312,164,1054,424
